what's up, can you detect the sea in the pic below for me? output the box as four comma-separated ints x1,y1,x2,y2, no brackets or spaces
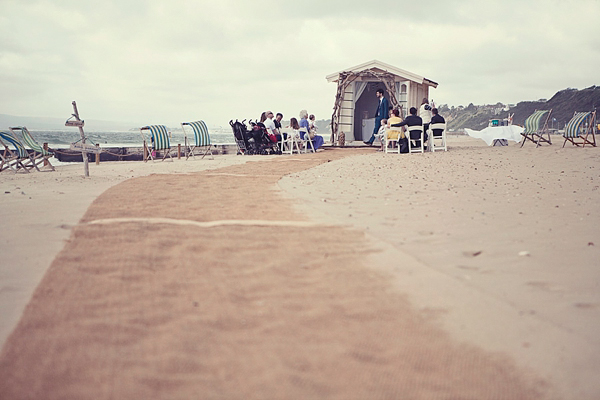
28,127,236,149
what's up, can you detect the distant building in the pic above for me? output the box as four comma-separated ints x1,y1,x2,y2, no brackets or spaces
326,60,438,142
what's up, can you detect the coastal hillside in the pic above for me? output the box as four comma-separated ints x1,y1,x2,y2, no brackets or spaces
438,86,600,131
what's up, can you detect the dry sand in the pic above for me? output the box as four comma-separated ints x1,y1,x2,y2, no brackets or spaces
0,136,598,399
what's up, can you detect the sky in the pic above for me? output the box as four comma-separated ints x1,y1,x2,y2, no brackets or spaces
1,0,599,128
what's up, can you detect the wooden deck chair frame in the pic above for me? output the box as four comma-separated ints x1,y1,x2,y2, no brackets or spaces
384,128,404,154
140,125,172,162
429,123,448,152
279,128,302,154
562,110,596,148
181,120,214,160
0,131,38,173
520,110,552,148
9,126,55,171
299,128,315,153
407,125,425,154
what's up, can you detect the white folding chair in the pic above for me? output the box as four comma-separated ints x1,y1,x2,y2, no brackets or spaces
429,123,447,152
384,128,404,154
279,128,302,154
299,128,315,153
407,125,424,153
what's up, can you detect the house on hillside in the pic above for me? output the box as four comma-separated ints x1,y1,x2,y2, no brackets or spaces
326,60,438,142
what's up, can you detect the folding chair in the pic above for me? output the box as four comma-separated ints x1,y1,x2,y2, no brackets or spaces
429,123,447,152
279,128,302,154
140,125,172,162
0,131,38,173
562,111,596,148
9,126,55,171
407,125,425,153
520,110,552,148
384,128,404,154
181,120,213,160
299,128,315,153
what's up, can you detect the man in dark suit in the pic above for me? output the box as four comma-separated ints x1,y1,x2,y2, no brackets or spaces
364,88,389,145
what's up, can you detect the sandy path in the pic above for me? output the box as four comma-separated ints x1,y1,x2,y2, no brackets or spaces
279,138,600,398
0,147,551,399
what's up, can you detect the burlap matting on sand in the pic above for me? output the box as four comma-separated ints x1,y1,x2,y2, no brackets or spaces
0,149,550,399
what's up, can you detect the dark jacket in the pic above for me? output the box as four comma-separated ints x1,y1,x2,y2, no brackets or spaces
431,114,445,124
375,97,389,120
391,114,423,128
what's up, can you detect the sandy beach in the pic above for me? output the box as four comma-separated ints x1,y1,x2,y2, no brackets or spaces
0,136,599,399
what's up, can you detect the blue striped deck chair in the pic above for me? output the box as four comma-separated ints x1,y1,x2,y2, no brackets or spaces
563,110,596,148
0,130,37,173
9,126,55,171
181,120,214,160
520,109,552,148
140,125,172,162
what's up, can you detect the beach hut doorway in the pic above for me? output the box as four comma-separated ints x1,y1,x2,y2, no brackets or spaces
354,82,388,142
326,60,438,143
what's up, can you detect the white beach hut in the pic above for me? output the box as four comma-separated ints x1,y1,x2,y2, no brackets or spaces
326,60,438,143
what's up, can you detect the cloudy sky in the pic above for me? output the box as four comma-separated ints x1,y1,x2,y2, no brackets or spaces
1,0,598,128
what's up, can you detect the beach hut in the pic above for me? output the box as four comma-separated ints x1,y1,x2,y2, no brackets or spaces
326,60,438,143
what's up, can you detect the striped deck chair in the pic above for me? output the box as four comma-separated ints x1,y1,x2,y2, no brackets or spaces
9,126,55,171
181,120,214,160
563,111,596,148
520,109,552,148
0,130,37,173
140,125,172,162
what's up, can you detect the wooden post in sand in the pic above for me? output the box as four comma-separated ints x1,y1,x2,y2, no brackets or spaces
178,143,181,160
65,101,89,177
95,144,100,165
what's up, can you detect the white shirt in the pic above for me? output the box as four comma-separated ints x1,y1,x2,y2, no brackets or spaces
419,103,432,124
264,117,277,134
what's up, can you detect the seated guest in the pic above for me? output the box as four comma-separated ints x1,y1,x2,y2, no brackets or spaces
381,109,404,149
263,110,282,142
275,112,286,139
275,112,284,130
299,109,324,150
289,117,300,130
430,108,445,136
391,106,427,145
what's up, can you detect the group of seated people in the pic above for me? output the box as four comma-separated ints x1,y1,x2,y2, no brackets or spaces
376,105,445,151
260,110,324,150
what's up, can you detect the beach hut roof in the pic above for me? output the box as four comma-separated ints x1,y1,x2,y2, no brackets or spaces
326,59,438,88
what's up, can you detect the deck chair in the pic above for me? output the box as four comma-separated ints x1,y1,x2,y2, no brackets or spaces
9,126,55,171
407,125,425,153
140,125,172,162
181,120,214,160
429,123,448,152
299,128,315,153
384,128,404,154
520,110,552,147
562,111,596,148
0,130,37,173
279,128,302,154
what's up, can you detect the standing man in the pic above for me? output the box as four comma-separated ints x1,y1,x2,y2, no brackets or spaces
364,88,389,145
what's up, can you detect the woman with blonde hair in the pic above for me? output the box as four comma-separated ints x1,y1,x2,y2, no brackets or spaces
299,110,324,150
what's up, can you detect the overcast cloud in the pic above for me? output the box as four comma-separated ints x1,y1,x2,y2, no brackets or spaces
1,0,598,128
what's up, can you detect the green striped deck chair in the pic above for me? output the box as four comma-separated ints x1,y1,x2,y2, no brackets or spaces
9,126,55,171
0,130,37,173
562,111,596,148
140,125,172,162
520,109,552,148
181,120,214,160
